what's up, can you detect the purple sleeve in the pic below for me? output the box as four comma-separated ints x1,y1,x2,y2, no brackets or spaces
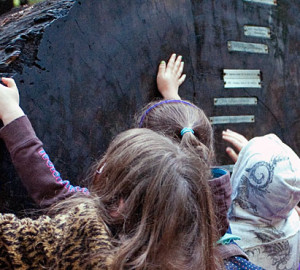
209,168,232,237
0,115,89,208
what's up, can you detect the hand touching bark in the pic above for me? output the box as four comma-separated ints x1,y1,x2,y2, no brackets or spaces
222,129,249,163
157,53,186,100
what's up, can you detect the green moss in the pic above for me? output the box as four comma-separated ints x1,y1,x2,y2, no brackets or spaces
14,0,45,7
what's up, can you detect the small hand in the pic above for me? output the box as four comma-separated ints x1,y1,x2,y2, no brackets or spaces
0,77,24,125
222,129,249,163
156,53,186,100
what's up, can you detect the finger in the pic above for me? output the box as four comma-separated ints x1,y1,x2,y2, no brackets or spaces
225,129,248,142
1,77,16,89
178,74,186,86
223,130,248,145
226,147,238,163
157,61,166,76
173,55,182,75
177,61,184,78
166,53,176,70
222,133,244,152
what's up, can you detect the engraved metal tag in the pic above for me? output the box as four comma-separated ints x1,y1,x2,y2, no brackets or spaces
224,79,261,88
214,97,258,106
244,26,271,39
223,69,260,78
244,0,277,5
210,115,255,124
223,69,261,88
228,41,268,54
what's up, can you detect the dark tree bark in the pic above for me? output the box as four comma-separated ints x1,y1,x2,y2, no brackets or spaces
0,0,300,213
0,0,13,16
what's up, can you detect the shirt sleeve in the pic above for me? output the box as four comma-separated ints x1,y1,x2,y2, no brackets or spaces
0,115,89,208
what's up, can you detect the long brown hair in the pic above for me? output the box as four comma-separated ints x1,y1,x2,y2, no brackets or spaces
136,100,215,166
91,128,221,270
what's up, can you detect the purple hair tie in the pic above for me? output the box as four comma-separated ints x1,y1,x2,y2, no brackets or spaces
139,99,197,128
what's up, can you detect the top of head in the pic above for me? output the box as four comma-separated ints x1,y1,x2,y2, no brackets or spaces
136,100,214,163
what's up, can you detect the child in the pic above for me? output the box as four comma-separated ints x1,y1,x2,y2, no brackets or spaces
0,61,230,237
0,78,222,269
223,129,300,270
0,54,264,269
137,54,266,269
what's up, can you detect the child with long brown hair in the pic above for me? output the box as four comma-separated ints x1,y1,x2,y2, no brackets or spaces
0,77,222,269
137,53,265,269
0,54,265,269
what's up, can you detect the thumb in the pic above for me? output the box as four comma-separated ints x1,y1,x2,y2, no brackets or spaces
2,77,17,89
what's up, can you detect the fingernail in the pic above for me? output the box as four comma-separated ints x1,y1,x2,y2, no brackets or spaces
160,61,165,64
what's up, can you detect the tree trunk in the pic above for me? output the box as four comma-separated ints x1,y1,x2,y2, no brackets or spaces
0,0,300,213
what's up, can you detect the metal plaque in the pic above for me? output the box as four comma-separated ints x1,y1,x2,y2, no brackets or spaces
224,79,261,88
223,69,260,79
214,97,258,106
243,0,277,5
210,115,255,124
228,41,268,54
244,26,271,39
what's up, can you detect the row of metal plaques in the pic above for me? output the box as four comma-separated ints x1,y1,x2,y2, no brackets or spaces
210,0,277,126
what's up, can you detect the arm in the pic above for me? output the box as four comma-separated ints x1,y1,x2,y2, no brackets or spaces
156,53,186,100
222,129,249,163
0,78,89,208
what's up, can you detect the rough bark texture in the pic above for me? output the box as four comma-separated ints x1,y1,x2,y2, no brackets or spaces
0,0,299,213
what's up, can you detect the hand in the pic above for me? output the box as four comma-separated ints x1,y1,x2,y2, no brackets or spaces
222,129,249,163
0,78,24,125
156,53,186,100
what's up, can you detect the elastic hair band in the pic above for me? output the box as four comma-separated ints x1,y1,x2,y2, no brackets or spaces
181,127,194,136
139,99,197,128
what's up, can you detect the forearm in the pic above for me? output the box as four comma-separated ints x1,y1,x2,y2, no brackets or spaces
0,116,89,208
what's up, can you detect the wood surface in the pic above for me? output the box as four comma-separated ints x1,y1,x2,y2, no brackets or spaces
0,0,299,213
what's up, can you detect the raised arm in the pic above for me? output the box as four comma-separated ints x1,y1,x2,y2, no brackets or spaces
0,78,88,208
157,53,186,100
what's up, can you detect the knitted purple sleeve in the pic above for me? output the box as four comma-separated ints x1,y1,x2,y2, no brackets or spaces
0,116,89,208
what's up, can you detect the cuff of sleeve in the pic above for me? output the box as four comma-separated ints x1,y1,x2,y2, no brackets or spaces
0,115,38,153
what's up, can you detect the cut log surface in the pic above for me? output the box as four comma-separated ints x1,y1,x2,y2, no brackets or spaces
0,0,300,213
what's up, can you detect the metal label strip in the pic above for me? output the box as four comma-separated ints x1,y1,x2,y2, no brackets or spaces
214,97,258,106
228,41,268,54
224,79,261,88
223,69,260,78
244,0,277,5
210,115,255,124
244,25,271,39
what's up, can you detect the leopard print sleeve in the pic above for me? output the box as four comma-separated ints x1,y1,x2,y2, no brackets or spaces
0,203,113,269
